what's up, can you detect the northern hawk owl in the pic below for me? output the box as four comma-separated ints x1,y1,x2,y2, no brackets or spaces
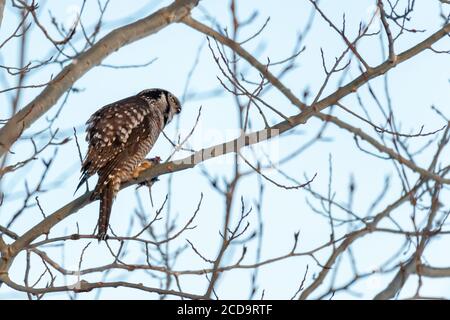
76,88,181,240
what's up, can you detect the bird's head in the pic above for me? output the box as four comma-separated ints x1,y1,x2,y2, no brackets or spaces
138,88,181,126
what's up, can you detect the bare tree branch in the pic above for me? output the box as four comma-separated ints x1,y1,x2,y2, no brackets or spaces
2,1,449,300
0,0,199,157
0,0,5,30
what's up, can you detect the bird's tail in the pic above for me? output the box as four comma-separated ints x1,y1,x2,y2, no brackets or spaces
97,182,115,241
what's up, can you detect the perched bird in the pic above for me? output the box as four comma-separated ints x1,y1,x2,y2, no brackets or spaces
76,89,181,240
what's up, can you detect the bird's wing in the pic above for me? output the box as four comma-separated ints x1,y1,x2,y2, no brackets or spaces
81,96,150,176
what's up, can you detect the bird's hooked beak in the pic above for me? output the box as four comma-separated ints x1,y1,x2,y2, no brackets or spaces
176,106,182,114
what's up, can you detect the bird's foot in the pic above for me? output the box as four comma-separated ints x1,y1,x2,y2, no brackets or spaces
132,156,162,179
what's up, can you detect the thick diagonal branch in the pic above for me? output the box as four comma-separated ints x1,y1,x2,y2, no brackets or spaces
0,0,5,29
0,0,199,157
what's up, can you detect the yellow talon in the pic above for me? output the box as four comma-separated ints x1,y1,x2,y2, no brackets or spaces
132,157,161,178
132,161,151,178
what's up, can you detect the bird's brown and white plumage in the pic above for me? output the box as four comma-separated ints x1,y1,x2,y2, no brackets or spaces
77,88,181,240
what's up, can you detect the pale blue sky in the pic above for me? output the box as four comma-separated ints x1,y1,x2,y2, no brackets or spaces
0,0,449,299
